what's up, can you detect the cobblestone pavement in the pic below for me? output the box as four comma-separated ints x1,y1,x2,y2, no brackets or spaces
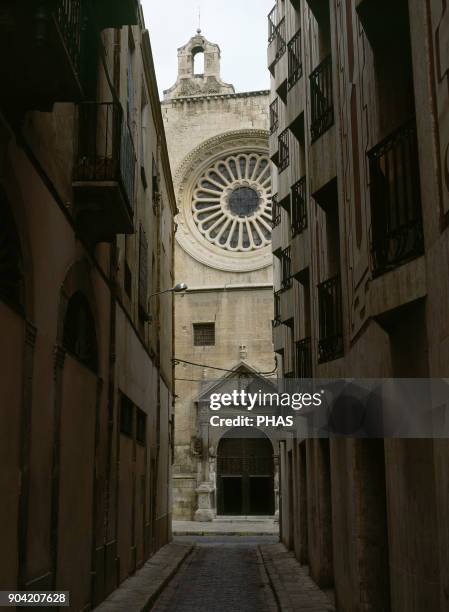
151,536,278,612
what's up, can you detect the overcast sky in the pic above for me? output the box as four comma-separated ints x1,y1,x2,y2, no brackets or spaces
141,0,274,96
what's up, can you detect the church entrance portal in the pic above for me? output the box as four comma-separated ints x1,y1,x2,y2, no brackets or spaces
217,429,275,516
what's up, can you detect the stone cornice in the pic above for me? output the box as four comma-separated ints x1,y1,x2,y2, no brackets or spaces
162,89,270,105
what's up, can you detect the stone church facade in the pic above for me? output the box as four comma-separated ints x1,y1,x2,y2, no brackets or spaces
162,31,277,520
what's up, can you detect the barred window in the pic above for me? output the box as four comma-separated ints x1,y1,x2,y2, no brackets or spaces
279,128,290,173
193,323,215,346
136,409,147,445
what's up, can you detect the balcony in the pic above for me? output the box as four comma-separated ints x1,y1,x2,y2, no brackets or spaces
296,338,312,378
273,290,282,327
368,119,424,277
268,6,278,43
73,101,136,242
291,177,307,237
310,55,334,143
0,0,84,111
281,246,293,291
318,275,343,363
94,0,139,29
275,17,286,61
288,30,302,91
272,195,281,228
270,98,279,135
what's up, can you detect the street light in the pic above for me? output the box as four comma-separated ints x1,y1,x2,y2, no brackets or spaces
145,283,188,323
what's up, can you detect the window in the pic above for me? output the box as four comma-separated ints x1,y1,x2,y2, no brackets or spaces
281,246,292,290
193,49,205,74
152,155,159,198
288,29,302,90
193,323,215,346
136,409,147,445
270,98,279,134
278,128,290,172
127,28,135,127
0,192,23,311
291,176,307,236
138,225,149,320
124,235,132,299
310,55,334,142
318,275,343,363
63,292,98,372
120,394,133,437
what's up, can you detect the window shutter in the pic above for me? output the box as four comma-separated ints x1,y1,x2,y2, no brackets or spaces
138,225,148,316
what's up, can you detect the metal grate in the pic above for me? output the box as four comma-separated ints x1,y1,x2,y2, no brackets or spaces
193,323,215,346
310,55,334,142
291,176,307,236
296,337,312,378
55,0,82,75
272,194,281,228
318,275,343,363
288,29,303,90
279,128,290,173
273,290,282,327
270,98,279,134
276,17,286,60
281,246,292,290
368,118,424,277
268,6,277,42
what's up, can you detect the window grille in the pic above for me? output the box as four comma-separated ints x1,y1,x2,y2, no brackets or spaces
193,323,215,346
279,128,290,173
288,30,302,90
291,177,307,236
270,98,279,134
310,55,334,142
318,275,343,363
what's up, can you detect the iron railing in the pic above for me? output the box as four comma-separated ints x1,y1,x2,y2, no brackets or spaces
288,29,302,90
74,101,136,212
273,289,282,327
268,6,277,42
291,176,307,236
310,55,334,142
272,195,281,227
296,337,312,378
276,17,286,60
279,128,290,173
318,275,343,363
270,98,279,134
281,246,293,290
368,119,424,277
55,0,82,75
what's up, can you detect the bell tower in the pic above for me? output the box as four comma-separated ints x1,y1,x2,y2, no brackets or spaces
164,30,235,99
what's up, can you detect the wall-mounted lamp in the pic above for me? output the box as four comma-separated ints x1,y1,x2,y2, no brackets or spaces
146,283,188,323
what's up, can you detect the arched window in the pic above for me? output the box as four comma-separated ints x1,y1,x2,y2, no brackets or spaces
193,49,205,74
0,191,24,311
63,292,98,372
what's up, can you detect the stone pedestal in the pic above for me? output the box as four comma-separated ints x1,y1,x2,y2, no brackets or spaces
194,482,215,521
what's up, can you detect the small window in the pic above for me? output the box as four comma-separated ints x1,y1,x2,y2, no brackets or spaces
193,323,215,346
63,292,98,372
120,395,133,437
136,409,147,445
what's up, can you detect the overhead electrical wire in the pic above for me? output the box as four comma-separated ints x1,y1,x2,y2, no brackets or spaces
172,357,278,377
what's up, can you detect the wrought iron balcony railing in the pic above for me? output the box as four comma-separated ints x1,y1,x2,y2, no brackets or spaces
281,246,293,290
368,119,424,277
288,29,303,90
272,195,281,228
270,98,279,134
276,17,286,60
291,176,307,236
279,128,290,173
310,55,334,142
55,0,82,76
318,275,343,363
268,6,278,43
296,337,312,378
273,290,282,327
74,101,136,213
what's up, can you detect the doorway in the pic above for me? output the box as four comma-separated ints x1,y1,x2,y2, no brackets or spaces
216,429,274,515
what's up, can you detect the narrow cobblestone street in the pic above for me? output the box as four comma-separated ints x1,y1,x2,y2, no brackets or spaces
151,537,277,612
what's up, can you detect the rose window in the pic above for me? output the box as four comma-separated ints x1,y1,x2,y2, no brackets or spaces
192,153,272,252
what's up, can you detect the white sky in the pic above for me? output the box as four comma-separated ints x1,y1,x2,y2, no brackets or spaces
141,0,274,96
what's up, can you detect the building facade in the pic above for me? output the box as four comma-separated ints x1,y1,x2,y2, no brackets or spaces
162,31,278,521
269,0,449,610
0,2,175,608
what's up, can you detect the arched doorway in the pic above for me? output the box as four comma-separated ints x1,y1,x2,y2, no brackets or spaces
217,428,275,516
